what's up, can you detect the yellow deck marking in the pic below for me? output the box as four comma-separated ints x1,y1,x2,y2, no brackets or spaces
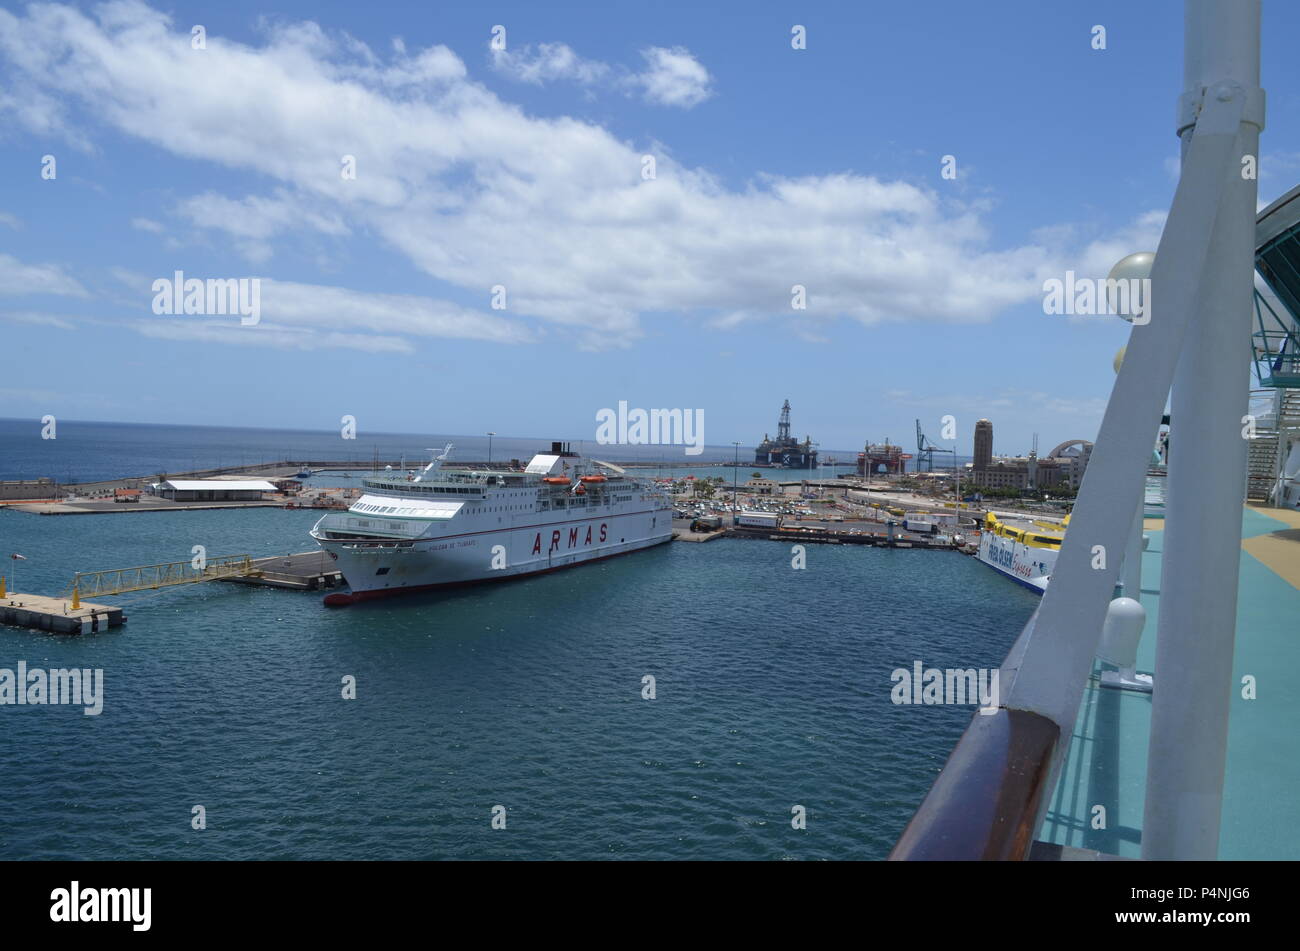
1243,505,1300,591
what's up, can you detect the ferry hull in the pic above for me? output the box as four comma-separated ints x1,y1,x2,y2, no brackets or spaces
317,509,671,604
977,531,1054,594
322,534,671,605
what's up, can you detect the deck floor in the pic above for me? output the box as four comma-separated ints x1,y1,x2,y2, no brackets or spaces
1038,504,1300,859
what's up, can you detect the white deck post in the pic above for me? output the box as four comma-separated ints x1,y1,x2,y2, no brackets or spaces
1141,0,1263,861
1121,505,1144,599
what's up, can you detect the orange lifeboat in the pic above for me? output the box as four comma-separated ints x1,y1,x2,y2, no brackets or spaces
542,476,570,484
580,475,607,483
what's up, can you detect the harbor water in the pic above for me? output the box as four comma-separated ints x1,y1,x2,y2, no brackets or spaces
0,424,1036,860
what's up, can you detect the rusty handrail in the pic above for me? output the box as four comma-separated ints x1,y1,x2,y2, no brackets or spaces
888,707,1059,861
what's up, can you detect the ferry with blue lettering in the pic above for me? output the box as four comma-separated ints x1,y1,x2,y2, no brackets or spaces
975,510,1067,594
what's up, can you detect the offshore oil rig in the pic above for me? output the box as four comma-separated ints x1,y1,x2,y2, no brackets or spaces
754,400,818,467
857,440,907,476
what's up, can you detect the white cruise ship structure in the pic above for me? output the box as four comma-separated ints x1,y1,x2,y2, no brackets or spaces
310,442,672,604
894,1,1300,863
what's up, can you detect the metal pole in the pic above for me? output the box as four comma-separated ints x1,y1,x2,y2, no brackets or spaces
1142,0,1263,861
487,432,495,464
1122,504,1144,598
1000,28,1250,833
732,442,739,521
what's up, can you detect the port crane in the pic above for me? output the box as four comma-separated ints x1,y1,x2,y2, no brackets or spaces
915,419,955,473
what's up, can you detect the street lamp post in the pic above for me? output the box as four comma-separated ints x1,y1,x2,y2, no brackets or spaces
810,441,820,500
732,442,740,523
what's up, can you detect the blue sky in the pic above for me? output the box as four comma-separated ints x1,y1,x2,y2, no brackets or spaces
2,0,1298,459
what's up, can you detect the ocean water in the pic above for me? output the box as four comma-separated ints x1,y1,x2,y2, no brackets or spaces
0,417,870,484
0,417,937,485
0,424,1036,860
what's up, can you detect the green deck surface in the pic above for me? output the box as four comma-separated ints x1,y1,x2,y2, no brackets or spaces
1038,507,1300,859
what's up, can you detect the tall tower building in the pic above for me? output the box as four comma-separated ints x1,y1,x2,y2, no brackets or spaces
974,419,993,469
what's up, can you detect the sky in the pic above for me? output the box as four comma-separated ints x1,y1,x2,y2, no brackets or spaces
2,0,1298,460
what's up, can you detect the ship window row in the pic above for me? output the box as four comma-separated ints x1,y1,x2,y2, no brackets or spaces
376,485,485,495
353,502,454,520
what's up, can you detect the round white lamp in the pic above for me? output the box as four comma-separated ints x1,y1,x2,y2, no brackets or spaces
1107,251,1155,322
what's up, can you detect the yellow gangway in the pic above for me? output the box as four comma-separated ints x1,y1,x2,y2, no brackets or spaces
63,555,261,599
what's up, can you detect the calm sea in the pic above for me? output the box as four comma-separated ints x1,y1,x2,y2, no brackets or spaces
0,417,882,483
0,421,1033,860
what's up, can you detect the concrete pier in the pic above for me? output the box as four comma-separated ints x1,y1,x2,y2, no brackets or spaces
0,594,124,635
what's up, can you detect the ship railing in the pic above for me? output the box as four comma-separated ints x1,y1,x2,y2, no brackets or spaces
892,2,1259,860
335,538,416,550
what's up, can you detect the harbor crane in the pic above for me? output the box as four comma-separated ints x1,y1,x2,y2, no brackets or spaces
915,419,955,473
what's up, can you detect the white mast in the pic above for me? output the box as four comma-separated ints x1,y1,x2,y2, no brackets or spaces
414,443,454,482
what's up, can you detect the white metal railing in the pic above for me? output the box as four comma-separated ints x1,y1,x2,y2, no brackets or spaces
892,0,1262,861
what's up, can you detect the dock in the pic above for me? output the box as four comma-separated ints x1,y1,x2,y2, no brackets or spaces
1,550,341,636
0,594,124,635
220,551,343,591
8,498,290,516
727,526,955,547
671,519,727,542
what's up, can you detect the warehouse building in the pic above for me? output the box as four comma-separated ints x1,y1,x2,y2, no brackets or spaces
154,479,278,501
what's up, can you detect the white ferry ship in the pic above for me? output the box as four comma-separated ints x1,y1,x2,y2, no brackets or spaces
975,510,1067,594
310,442,672,604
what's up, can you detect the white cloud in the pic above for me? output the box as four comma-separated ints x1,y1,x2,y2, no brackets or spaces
629,46,712,108
491,43,610,85
491,41,711,109
0,3,1141,352
0,309,76,329
254,279,533,344
108,265,148,287
175,190,350,262
133,319,415,353
1072,210,1166,280
0,252,88,297
131,216,164,233
4,268,531,349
